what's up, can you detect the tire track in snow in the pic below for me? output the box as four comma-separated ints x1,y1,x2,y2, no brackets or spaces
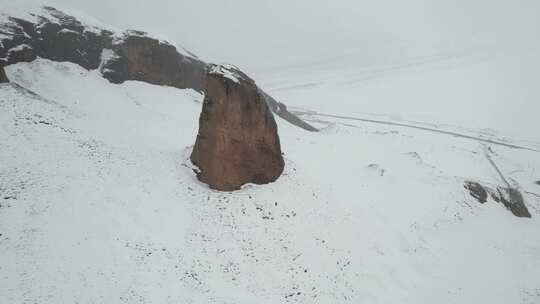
293,110,540,153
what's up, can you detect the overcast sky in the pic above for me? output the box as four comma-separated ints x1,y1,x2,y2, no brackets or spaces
48,0,540,71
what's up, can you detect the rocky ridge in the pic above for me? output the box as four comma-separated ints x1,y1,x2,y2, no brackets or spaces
464,181,531,218
0,6,317,131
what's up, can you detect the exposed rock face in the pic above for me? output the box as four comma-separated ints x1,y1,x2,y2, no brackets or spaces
492,186,531,218
190,65,285,191
0,66,8,83
101,31,206,91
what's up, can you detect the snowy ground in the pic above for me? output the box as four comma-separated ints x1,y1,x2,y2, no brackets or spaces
1,52,540,304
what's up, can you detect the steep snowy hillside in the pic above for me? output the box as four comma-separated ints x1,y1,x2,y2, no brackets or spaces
2,57,540,303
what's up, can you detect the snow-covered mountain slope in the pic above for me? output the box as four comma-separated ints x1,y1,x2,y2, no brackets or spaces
2,56,540,304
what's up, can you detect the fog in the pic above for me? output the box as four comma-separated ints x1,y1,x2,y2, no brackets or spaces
48,0,539,71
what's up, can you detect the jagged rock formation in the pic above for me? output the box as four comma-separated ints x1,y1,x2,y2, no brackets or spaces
190,65,285,191
0,7,112,69
0,7,205,91
0,6,316,130
464,181,531,218
0,66,8,83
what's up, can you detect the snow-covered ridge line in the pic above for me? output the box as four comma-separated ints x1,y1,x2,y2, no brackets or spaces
0,4,198,62
209,64,244,83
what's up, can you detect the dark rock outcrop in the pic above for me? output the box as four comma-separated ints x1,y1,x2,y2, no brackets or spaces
535,180,540,186
190,65,285,191
492,186,531,218
0,7,113,69
464,181,531,218
464,181,487,203
101,31,206,91
0,65,8,83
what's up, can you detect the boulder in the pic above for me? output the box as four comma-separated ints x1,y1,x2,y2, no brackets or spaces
190,65,285,191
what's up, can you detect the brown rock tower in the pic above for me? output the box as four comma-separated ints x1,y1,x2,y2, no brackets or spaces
190,64,284,191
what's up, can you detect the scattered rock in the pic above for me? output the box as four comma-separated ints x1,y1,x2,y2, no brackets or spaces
464,181,488,203
190,65,284,191
464,181,531,218
367,163,385,176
